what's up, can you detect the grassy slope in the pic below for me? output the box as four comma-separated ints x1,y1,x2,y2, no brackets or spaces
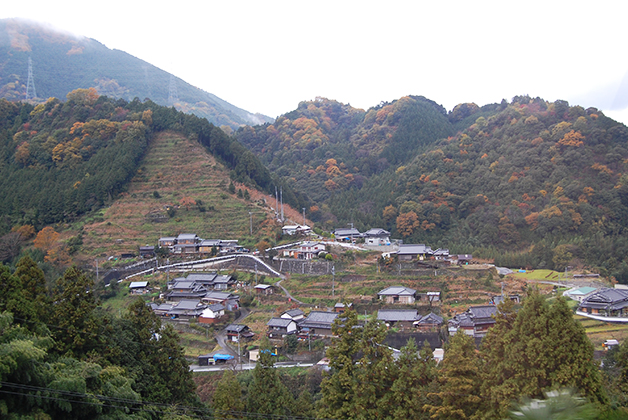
77,130,278,261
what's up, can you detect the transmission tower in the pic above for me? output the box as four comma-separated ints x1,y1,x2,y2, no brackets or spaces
168,74,179,106
25,57,37,100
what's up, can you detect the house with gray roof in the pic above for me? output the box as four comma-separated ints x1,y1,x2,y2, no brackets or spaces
202,291,240,311
226,324,254,342
199,303,226,324
167,299,207,320
364,228,391,245
281,308,305,321
298,311,338,337
414,313,444,332
378,286,417,304
333,228,362,241
577,288,628,322
267,318,298,339
129,281,149,294
166,280,208,301
377,309,420,329
397,244,433,261
448,305,497,337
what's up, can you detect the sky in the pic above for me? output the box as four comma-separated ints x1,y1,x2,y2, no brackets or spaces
2,1,628,124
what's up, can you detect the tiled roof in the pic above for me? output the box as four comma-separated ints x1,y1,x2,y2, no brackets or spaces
398,244,432,255
416,313,443,324
378,286,416,296
377,309,419,322
299,311,338,329
267,318,295,328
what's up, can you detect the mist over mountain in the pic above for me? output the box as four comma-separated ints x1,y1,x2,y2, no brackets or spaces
0,18,272,129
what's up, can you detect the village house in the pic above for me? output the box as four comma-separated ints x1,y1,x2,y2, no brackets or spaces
212,274,235,290
226,324,255,342
281,308,305,322
282,225,311,236
377,309,420,329
414,313,444,332
254,284,274,295
456,254,473,265
297,241,326,260
378,286,417,304
166,299,207,320
198,303,226,324
397,244,433,261
267,318,298,339
577,288,628,322
166,279,208,301
563,286,598,302
153,303,173,317
432,248,450,260
139,246,155,258
448,306,497,337
298,311,338,338
158,237,176,248
364,228,391,246
198,239,221,254
333,227,362,241
129,281,149,295
202,291,240,311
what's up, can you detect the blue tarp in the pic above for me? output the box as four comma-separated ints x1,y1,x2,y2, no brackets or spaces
213,353,234,361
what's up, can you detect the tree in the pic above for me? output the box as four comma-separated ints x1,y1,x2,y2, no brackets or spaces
33,226,59,253
396,211,421,237
425,331,482,420
49,266,103,359
246,338,294,416
15,255,49,325
389,339,436,420
212,370,244,419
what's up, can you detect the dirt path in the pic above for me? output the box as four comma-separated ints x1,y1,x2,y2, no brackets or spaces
276,279,304,304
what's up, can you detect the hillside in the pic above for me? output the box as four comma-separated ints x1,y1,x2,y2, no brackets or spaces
235,96,453,204
0,18,273,129
237,95,628,281
78,130,281,261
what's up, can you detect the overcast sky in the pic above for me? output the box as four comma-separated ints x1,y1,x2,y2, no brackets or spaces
2,1,628,124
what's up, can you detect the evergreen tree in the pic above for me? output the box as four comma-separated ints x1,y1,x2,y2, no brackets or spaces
0,264,36,329
319,308,361,419
351,318,396,420
246,338,294,416
49,266,103,359
15,255,49,325
212,370,245,419
425,330,482,420
389,339,435,420
479,299,519,418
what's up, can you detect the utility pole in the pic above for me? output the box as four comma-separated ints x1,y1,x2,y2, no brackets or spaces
95,258,99,282
280,187,284,222
249,211,253,235
332,264,335,298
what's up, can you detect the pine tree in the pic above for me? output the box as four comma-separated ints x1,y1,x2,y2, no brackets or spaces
212,370,245,419
246,338,294,416
544,296,605,403
351,318,396,420
319,308,361,419
425,330,482,420
479,299,519,418
49,266,103,359
389,339,435,420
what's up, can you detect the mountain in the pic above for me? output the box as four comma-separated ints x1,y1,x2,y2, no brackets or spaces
238,95,628,281
0,90,304,250
235,95,453,203
0,18,273,129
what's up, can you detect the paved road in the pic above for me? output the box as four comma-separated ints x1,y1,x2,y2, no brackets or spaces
190,362,315,372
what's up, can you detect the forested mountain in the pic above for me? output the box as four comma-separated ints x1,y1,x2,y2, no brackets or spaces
238,96,628,281
0,19,272,129
236,95,453,203
0,90,301,240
